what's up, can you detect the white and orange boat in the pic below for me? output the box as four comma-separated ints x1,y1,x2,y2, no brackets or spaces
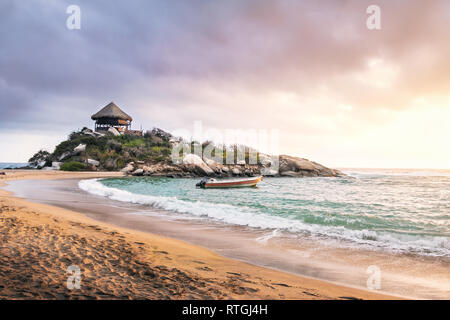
196,176,262,189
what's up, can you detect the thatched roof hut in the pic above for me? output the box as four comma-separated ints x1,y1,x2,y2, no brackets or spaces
91,102,132,121
91,102,133,133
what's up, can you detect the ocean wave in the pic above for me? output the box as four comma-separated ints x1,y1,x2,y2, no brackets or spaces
79,178,450,257
343,169,450,178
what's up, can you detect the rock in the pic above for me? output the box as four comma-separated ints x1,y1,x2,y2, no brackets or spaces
120,163,135,173
52,162,62,170
261,168,278,176
104,158,117,170
74,144,86,153
108,127,120,136
58,151,72,161
142,166,153,173
132,169,144,176
169,137,183,145
244,169,255,176
280,155,315,171
259,154,273,166
42,162,62,171
148,127,172,140
204,158,221,172
221,166,229,173
236,160,246,165
37,160,47,169
278,155,340,177
87,159,100,167
182,154,214,176
182,154,203,165
232,168,241,175
280,170,299,177
81,128,96,137
93,131,105,137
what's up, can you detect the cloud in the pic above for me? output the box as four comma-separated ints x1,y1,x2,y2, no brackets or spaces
0,0,449,166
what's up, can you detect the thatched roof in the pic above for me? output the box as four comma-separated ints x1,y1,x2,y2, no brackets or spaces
91,102,133,121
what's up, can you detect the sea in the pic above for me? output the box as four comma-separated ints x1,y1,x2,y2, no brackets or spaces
78,168,450,258
0,162,28,169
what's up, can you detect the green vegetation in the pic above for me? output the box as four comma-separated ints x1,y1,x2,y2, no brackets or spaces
29,127,263,171
28,150,51,167
29,127,174,171
175,141,260,165
60,161,88,171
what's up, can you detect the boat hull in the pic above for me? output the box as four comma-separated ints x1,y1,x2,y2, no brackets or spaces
204,176,262,189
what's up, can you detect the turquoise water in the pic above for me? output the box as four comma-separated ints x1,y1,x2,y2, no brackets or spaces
79,169,450,257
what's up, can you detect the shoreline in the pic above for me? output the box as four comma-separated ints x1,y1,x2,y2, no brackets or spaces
1,170,400,299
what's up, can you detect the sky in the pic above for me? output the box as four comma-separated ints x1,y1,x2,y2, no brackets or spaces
1,0,449,168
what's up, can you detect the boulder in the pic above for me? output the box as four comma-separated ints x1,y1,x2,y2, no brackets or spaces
204,158,221,172
259,154,273,166
169,137,183,145
280,170,299,177
132,168,144,176
261,168,278,176
104,158,117,170
52,162,62,170
81,128,96,137
279,155,315,171
108,127,120,136
58,151,72,161
120,163,135,173
221,166,229,173
37,160,47,169
182,154,214,176
143,166,153,173
232,168,241,175
74,144,86,153
244,169,255,176
278,155,340,177
148,127,173,140
42,162,62,171
87,159,100,167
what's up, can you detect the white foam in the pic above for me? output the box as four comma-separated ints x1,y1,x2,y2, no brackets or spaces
343,169,450,178
256,229,281,244
79,178,450,257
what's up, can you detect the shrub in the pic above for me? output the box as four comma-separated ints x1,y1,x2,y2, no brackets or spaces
60,161,87,171
123,139,146,148
28,150,51,167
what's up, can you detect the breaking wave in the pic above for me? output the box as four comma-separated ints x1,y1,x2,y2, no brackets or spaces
79,178,450,257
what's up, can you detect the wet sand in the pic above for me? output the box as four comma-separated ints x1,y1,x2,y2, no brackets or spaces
0,170,409,299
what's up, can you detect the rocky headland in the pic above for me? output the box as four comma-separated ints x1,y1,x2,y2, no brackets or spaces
28,127,343,178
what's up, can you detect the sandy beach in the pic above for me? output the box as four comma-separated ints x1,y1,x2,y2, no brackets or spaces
0,170,399,300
